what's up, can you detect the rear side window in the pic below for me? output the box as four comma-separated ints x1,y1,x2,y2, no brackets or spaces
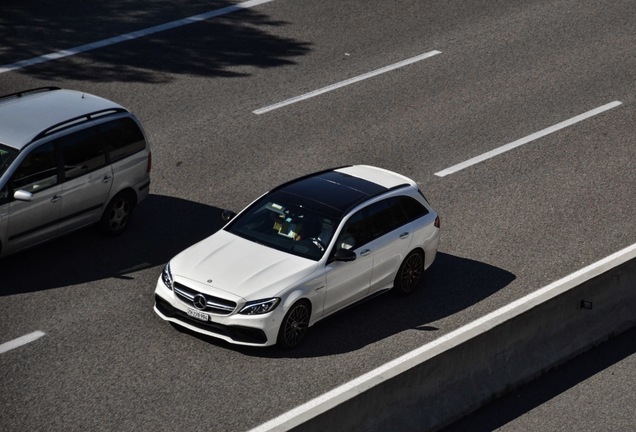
12,142,58,193
99,118,146,162
366,200,398,240
58,128,106,180
395,196,429,221
335,195,432,251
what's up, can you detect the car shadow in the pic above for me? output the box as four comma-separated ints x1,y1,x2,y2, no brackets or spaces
0,194,224,295
269,252,515,357
174,252,516,358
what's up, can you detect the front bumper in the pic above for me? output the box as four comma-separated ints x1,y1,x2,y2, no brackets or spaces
153,277,281,347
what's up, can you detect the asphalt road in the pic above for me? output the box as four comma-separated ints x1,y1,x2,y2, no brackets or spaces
1,1,635,431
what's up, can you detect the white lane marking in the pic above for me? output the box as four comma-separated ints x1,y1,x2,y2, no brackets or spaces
253,50,442,114
248,242,636,432
0,0,275,74
434,101,623,177
0,331,46,354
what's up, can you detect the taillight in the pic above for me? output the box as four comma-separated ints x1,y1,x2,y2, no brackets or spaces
434,215,440,228
146,151,152,173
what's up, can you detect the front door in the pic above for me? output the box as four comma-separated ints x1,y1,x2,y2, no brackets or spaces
5,142,62,254
322,210,373,316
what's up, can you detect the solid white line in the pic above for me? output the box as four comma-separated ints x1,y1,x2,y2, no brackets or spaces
253,50,442,114
248,242,636,432
434,101,623,177
0,0,275,74
0,331,46,354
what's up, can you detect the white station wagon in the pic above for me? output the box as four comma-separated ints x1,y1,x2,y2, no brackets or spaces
154,165,440,348
0,87,151,257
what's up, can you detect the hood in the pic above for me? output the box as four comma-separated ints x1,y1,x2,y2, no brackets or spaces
170,230,318,300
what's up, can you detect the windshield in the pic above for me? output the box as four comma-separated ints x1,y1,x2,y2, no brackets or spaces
225,191,338,261
0,144,19,177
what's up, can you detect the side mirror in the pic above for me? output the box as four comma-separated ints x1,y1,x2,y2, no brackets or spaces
14,190,33,202
333,248,356,262
221,210,237,222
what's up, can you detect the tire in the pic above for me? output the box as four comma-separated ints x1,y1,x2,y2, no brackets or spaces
277,300,311,349
99,191,135,236
393,250,424,296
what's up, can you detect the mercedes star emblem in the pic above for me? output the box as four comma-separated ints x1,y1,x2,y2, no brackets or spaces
193,294,207,310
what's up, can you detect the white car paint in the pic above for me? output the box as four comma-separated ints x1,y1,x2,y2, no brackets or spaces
154,165,440,348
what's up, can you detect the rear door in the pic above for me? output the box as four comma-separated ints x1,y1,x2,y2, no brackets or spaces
364,198,413,293
56,127,113,232
99,117,149,197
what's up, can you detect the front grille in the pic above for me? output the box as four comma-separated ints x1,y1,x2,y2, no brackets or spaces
155,295,267,344
173,281,236,315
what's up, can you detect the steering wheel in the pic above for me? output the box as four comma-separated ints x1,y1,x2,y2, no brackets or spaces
310,237,326,252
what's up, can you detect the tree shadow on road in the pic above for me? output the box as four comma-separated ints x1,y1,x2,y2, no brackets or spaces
0,0,311,82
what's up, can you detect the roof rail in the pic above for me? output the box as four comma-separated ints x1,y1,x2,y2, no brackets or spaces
0,87,61,103
29,108,128,143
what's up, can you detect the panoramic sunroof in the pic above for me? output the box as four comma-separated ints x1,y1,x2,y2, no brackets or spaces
279,171,388,215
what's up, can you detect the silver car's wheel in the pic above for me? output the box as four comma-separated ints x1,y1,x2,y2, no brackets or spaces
277,300,310,349
394,250,424,295
99,192,135,236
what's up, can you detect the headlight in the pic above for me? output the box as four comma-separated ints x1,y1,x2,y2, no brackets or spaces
239,298,281,315
161,263,173,290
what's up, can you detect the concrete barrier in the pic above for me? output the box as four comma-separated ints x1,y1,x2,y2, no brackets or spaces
250,244,636,432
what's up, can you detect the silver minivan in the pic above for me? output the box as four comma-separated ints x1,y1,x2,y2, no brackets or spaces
0,87,151,257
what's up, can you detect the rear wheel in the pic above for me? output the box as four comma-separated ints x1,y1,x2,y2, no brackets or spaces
393,250,424,295
99,191,135,236
277,300,311,349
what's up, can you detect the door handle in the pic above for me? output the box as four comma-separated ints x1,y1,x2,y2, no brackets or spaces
102,175,113,183
360,249,371,256
399,232,409,239
50,195,62,203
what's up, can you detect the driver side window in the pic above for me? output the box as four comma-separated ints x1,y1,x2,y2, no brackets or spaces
11,143,58,194
335,210,370,251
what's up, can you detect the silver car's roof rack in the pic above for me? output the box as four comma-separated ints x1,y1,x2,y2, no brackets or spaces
30,108,128,143
0,86,61,102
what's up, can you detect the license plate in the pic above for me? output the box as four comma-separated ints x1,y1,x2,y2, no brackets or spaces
187,308,210,322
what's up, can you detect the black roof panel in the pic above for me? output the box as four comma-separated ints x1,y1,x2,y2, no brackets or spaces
277,170,388,217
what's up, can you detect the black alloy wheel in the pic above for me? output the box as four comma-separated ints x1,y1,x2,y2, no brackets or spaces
277,300,311,349
394,250,424,295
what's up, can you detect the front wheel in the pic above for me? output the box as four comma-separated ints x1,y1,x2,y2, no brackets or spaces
99,192,135,236
393,250,424,296
277,300,311,349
